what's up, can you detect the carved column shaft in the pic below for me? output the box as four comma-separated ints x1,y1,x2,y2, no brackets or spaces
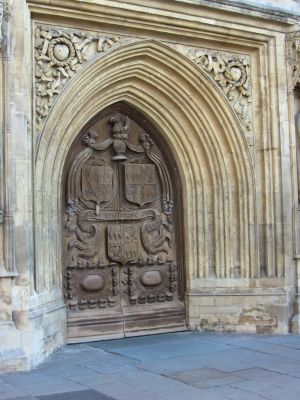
0,1,4,272
0,0,16,275
286,31,300,333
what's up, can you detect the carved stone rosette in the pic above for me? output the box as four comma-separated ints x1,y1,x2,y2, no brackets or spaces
187,49,252,136
34,25,121,131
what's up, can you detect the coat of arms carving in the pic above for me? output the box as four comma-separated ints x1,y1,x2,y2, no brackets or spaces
81,165,114,204
125,164,157,206
107,224,138,265
63,105,184,340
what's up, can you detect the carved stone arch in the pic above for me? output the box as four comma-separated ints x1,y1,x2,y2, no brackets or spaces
34,40,258,334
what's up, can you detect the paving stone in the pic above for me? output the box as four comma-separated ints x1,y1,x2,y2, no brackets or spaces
104,340,233,361
0,382,27,400
287,369,300,378
88,332,189,350
48,365,116,387
106,390,167,400
36,389,116,400
232,371,300,395
165,367,245,388
189,333,260,345
259,335,300,349
152,380,225,400
205,385,273,400
2,397,38,400
69,373,116,387
80,360,140,375
107,369,175,390
233,367,286,380
2,333,300,400
38,347,112,371
204,347,300,374
238,340,300,361
232,384,300,400
93,381,142,397
139,350,248,374
2,372,86,396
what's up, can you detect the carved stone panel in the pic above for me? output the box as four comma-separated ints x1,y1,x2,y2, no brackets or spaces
62,104,185,341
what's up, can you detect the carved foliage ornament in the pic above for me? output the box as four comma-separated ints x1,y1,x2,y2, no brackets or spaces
34,25,252,138
187,49,252,134
286,31,300,88
34,26,121,131
0,0,12,50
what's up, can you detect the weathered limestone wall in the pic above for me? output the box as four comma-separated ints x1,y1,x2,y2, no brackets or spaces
0,0,300,372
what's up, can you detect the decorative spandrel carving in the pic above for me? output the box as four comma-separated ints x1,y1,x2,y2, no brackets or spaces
286,31,300,89
189,50,252,134
34,24,253,148
170,44,252,140
34,25,122,131
63,106,181,315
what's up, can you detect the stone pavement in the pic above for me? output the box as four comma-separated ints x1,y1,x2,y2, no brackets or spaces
1,331,300,400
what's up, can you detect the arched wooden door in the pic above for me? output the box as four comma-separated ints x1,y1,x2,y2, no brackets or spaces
62,103,186,342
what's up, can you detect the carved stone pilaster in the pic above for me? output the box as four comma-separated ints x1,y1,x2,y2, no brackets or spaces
0,2,3,50
34,25,122,132
0,0,15,275
286,31,300,333
286,31,300,90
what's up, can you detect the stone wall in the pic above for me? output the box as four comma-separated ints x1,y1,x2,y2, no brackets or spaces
0,0,299,372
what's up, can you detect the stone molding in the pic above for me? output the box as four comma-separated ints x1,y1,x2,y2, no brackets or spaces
34,24,252,138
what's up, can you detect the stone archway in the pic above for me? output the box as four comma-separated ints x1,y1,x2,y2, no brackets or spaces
34,40,257,339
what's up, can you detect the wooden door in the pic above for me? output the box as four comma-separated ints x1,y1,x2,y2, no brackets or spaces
62,104,186,342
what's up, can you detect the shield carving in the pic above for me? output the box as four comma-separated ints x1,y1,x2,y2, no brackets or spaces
125,164,157,206
107,224,138,265
81,165,114,204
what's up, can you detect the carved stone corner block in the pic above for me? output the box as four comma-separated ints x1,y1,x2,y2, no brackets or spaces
0,0,12,50
34,24,122,133
173,44,253,139
286,31,300,89
0,0,12,22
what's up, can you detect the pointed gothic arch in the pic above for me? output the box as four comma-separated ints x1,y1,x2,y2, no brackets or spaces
34,40,258,320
